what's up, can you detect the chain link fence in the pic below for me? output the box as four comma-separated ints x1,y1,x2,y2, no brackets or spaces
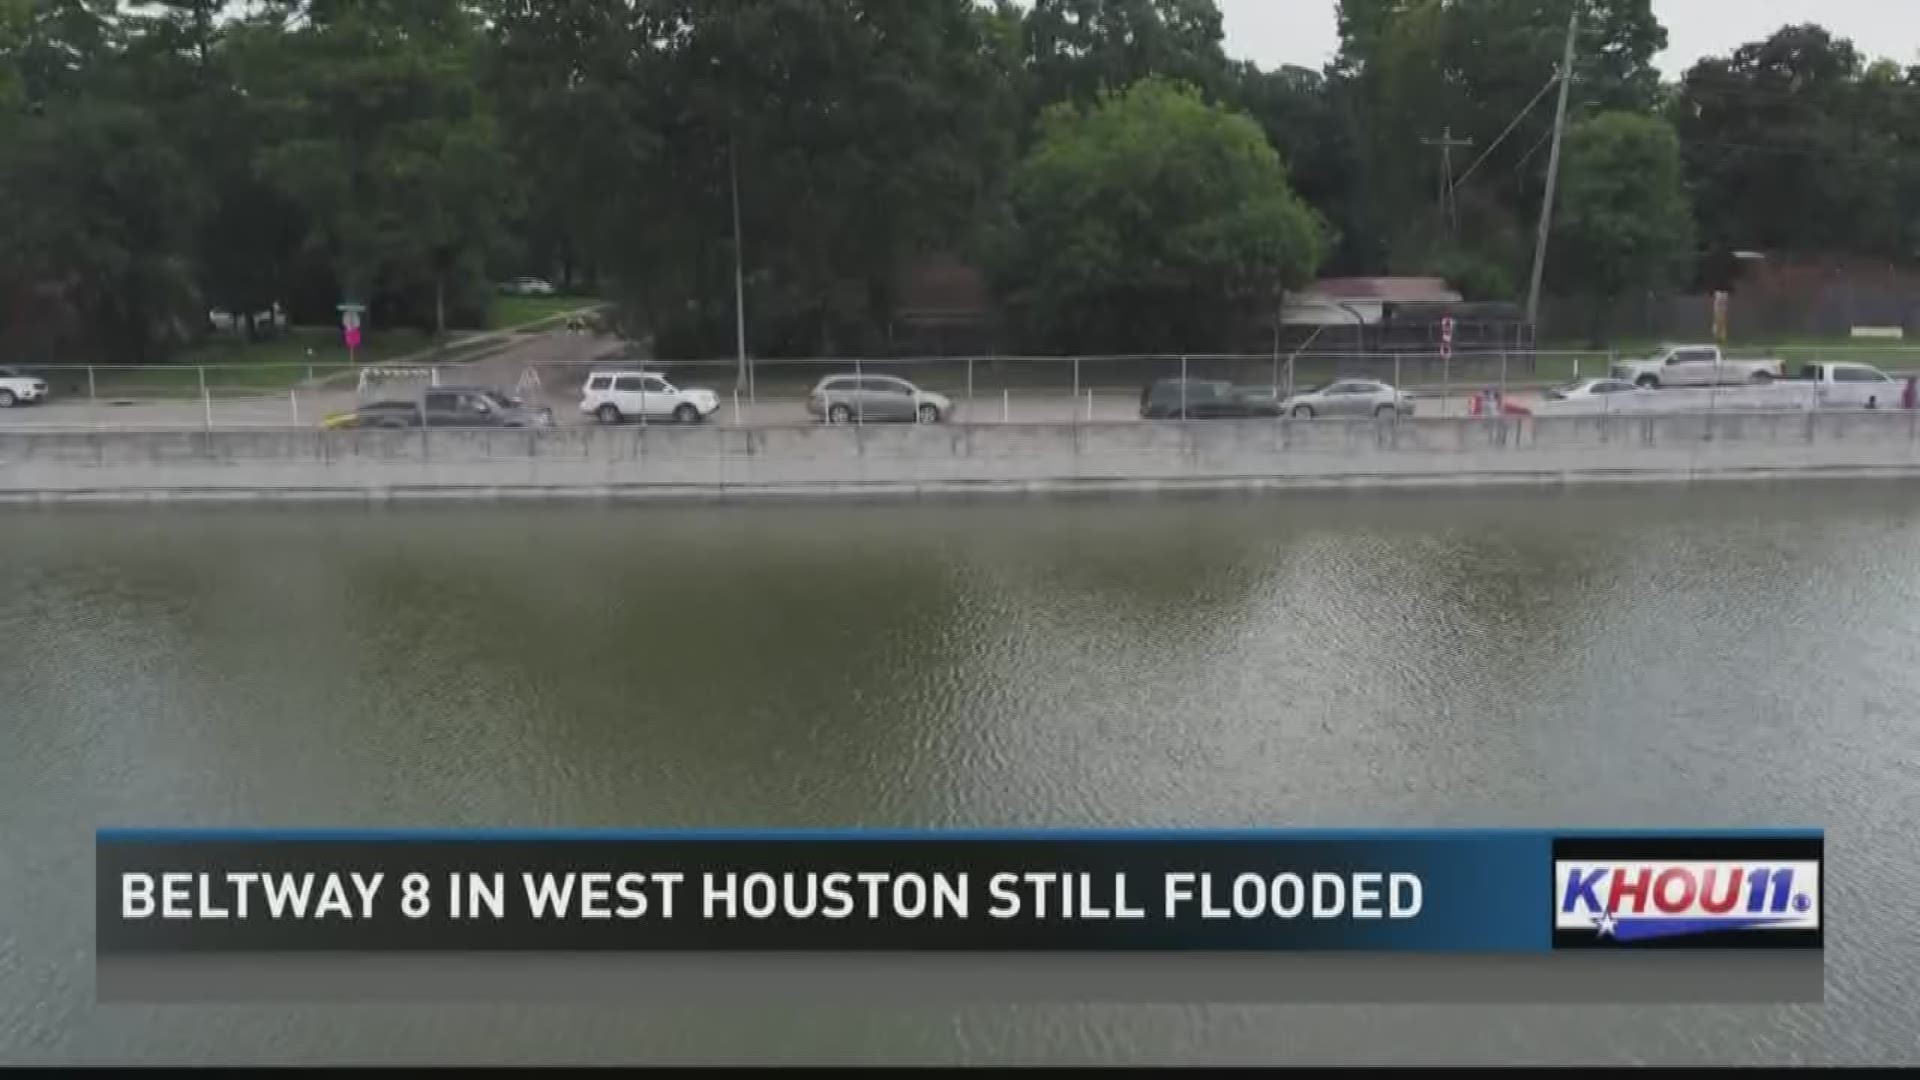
7,345,1920,430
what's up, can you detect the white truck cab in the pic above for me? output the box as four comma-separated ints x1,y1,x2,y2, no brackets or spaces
1790,361,1904,409
1610,344,1783,389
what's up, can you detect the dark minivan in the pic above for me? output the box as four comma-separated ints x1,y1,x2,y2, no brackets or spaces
1139,378,1282,420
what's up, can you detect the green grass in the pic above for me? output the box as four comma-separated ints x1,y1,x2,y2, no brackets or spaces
76,328,435,395
29,298,600,399
486,296,597,330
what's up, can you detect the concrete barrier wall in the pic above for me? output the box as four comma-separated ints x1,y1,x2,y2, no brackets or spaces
4,412,1920,503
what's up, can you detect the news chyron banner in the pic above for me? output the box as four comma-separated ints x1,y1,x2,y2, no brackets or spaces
95,828,1823,1003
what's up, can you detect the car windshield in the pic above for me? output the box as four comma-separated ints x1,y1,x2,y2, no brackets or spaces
480,391,520,409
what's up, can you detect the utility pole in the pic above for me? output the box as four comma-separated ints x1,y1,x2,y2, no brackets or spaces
729,126,749,395
1421,127,1474,240
1526,4,1580,333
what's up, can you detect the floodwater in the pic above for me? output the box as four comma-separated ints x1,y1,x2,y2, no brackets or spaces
4,485,1919,1065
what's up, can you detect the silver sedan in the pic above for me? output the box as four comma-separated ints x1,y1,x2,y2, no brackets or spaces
1279,380,1415,419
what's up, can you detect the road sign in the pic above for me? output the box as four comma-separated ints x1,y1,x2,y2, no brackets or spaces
344,326,362,350
1440,315,1456,345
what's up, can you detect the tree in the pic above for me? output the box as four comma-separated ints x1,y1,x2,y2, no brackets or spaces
233,0,508,335
0,99,206,362
1226,62,1364,269
480,0,666,293
993,77,1327,353
591,0,1021,358
1331,0,1667,279
1022,0,1232,117
0,0,208,363
1551,111,1694,341
1674,24,1911,264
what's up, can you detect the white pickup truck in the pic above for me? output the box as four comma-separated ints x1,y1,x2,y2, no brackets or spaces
1609,344,1784,389
1780,361,1908,410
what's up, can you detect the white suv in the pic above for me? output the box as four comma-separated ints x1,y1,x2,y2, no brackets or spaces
579,370,721,424
0,366,49,408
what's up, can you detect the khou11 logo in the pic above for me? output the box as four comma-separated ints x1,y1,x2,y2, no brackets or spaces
1554,859,1821,945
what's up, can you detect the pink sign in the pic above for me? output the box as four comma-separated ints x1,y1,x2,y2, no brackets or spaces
344,326,362,350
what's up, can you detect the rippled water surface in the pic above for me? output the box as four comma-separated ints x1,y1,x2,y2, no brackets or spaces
5,485,1920,1065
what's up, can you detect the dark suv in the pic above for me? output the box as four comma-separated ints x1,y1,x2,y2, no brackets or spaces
1139,378,1282,420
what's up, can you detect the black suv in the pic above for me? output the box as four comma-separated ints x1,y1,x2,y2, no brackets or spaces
1139,378,1282,420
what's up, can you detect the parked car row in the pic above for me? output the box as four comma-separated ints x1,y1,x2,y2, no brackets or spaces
578,370,955,425
1545,360,1908,412
308,360,1913,433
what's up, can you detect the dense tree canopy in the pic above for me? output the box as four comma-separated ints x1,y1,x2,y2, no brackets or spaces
1551,111,1694,339
2,0,1918,362
994,77,1326,352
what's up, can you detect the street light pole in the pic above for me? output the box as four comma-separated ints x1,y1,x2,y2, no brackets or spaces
730,126,748,395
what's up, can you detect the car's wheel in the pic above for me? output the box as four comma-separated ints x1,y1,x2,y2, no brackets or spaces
1635,375,1660,389
1291,404,1314,419
917,403,941,424
1867,396,1879,410
1374,404,1396,419
1748,369,1774,384
674,403,700,423
595,403,623,424
828,403,852,424
0,389,15,408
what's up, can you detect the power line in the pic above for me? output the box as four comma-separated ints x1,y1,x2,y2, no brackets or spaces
1451,72,1561,192
1512,125,1556,174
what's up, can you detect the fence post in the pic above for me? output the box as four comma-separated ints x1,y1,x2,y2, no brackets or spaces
1180,355,1189,419
87,366,96,402
1086,388,1094,423
732,389,740,427
197,365,207,399
1072,356,1080,401
1287,354,1296,399
1442,352,1451,415
202,384,213,432
967,355,974,405
1002,388,1009,424
1498,350,1508,399
290,389,299,427
1394,353,1402,396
